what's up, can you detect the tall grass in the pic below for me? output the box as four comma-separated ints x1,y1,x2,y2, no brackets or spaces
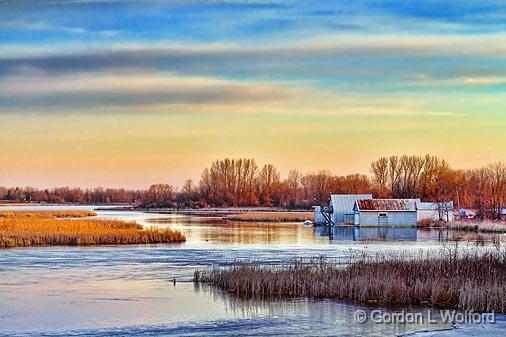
195,250,506,313
0,217,185,248
0,210,97,218
225,212,312,222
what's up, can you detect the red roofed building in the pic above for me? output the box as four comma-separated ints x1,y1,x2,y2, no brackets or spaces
353,199,417,226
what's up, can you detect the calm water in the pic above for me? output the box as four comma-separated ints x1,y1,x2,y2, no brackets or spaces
0,206,504,336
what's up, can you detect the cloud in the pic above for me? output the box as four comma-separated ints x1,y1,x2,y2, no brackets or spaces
0,70,302,110
462,77,505,85
412,73,506,87
0,67,464,118
0,20,119,36
2,34,506,78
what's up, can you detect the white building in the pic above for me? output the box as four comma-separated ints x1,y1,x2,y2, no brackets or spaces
417,200,454,222
353,199,418,226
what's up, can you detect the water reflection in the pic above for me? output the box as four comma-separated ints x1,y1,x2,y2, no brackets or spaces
315,225,418,242
143,216,327,245
142,213,505,247
194,283,453,337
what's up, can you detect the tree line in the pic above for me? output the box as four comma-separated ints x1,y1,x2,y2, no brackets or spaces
1,155,505,219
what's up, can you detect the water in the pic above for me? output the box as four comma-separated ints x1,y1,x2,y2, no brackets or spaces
0,206,504,336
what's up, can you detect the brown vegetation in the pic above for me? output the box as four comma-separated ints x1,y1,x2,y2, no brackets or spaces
0,217,186,248
195,250,506,313
225,212,313,222
447,221,506,233
416,219,447,228
0,210,96,218
0,186,143,204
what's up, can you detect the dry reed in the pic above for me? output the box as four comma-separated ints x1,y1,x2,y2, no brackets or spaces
417,219,446,228
0,217,185,248
447,221,506,233
0,210,97,218
225,212,312,222
195,250,506,313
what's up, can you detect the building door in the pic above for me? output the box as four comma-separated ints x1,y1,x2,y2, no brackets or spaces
378,212,388,226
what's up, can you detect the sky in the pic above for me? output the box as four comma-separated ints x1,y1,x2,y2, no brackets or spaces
1,0,506,188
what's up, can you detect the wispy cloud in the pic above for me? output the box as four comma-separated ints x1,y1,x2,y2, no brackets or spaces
0,70,302,110
0,19,119,36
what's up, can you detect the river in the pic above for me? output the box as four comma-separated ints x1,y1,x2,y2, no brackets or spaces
0,206,504,336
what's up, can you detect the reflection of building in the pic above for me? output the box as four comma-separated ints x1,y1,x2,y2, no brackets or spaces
315,225,417,241
353,199,417,226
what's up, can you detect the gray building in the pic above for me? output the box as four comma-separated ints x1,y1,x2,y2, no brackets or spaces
353,199,417,226
328,194,373,225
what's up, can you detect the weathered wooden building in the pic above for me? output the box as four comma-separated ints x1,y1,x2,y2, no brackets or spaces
353,199,417,226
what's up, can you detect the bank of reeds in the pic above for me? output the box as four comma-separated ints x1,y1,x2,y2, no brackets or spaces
417,219,446,228
0,210,97,218
225,212,312,222
195,250,506,313
447,221,506,233
0,217,185,248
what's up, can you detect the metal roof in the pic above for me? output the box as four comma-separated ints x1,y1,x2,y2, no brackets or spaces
330,194,373,211
356,199,417,211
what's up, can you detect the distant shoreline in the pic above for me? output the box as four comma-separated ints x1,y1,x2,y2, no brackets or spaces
2,204,505,230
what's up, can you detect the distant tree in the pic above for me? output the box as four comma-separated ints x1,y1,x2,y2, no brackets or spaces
370,157,389,197
145,184,175,207
282,169,303,208
257,164,281,207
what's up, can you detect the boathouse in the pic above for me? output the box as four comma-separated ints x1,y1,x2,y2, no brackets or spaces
328,194,373,225
353,199,417,226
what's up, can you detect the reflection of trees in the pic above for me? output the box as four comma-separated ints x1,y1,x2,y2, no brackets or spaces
145,216,318,245
436,229,504,246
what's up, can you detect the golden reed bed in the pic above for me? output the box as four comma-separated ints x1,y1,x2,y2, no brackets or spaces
0,210,97,218
0,211,185,248
225,211,312,222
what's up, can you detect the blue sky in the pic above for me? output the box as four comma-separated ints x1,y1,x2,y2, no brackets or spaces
3,0,506,96
0,0,505,187
3,1,506,44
